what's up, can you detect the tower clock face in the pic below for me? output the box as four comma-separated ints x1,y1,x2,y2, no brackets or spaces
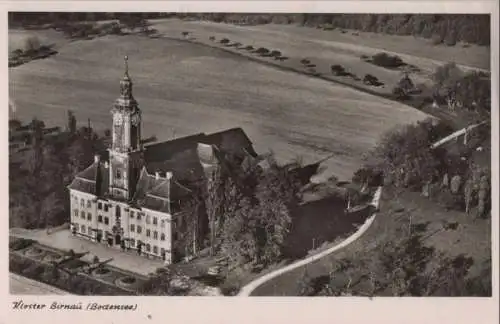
114,114,123,126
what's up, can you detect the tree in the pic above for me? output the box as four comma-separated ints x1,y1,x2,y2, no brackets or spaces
67,110,77,134
23,36,41,54
372,118,448,189
205,165,225,256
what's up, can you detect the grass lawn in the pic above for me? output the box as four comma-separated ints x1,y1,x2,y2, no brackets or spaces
251,185,491,296
9,32,429,181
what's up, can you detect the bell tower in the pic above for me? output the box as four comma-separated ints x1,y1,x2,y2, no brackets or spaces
108,56,143,200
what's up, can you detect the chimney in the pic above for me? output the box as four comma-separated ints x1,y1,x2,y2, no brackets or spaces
166,171,173,180
94,154,100,163
155,171,161,180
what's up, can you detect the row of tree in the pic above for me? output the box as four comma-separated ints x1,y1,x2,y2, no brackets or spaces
174,152,303,268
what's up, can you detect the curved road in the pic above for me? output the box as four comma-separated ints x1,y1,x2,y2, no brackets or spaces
238,121,484,296
238,186,383,296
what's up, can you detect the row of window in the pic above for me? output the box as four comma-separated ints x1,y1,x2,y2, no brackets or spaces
129,239,165,256
74,223,93,236
71,196,167,228
72,224,166,256
129,224,166,240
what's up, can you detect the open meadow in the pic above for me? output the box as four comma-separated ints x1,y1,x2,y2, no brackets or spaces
149,19,490,94
9,32,430,181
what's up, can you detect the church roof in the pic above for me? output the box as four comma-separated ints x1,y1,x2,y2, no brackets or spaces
143,127,257,185
69,127,256,214
68,161,109,197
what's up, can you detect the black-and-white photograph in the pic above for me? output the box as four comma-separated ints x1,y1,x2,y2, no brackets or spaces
8,11,493,298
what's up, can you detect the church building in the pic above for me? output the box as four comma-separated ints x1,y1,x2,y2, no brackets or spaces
68,57,258,264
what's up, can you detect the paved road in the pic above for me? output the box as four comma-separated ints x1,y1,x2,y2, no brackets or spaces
9,273,69,295
238,186,383,296
238,126,481,296
431,120,489,149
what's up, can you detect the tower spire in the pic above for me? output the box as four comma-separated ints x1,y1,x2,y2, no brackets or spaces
124,55,129,78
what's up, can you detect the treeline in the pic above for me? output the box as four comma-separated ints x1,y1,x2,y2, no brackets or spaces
174,13,491,46
8,12,172,27
9,13,490,46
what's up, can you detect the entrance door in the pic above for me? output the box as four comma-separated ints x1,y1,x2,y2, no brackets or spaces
115,234,121,245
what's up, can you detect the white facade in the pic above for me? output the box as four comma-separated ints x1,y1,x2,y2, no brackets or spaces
69,189,173,264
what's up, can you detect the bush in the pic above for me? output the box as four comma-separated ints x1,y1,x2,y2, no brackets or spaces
444,33,457,46
219,38,230,44
9,238,36,251
255,47,269,55
371,52,405,68
23,36,40,53
330,64,345,75
300,58,311,65
270,50,282,58
431,34,443,45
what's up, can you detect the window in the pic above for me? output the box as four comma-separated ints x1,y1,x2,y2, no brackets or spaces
130,211,134,218
116,206,121,217
104,217,109,225
160,248,165,256
80,211,85,219
130,239,135,247
116,169,122,179
146,215,151,224
146,244,151,252
88,227,92,235
74,223,79,232
153,217,158,226
153,231,158,239
87,200,91,208
87,213,92,221
160,233,165,241
73,209,78,217
146,229,151,237
160,220,165,228
153,246,158,254
137,225,142,234
130,224,135,232
104,205,109,212
98,215,103,223
137,213,142,221
98,202,102,210
80,199,84,208
81,225,86,233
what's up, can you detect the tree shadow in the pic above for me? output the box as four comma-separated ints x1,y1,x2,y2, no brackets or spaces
282,196,374,260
